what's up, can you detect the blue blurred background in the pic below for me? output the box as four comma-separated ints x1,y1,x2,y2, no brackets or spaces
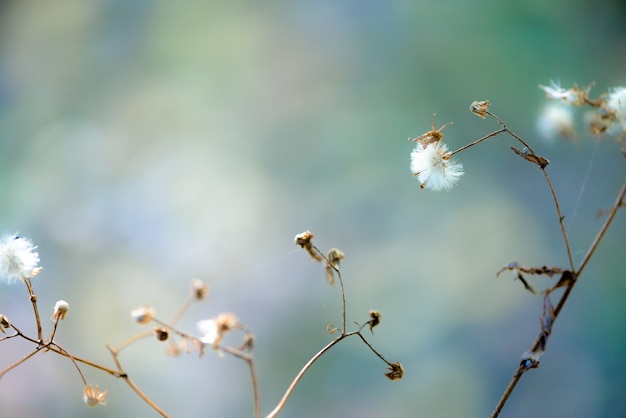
0,1,625,417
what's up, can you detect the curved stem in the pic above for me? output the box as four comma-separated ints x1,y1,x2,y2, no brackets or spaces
265,336,345,418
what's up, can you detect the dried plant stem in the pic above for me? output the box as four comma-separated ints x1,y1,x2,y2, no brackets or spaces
51,341,88,385
106,344,170,418
0,347,40,378
577,184,625,276
45,346,122,376
485,110,575,271
266,336,344,418
449,128,505,156
313,245,347,333
112,330,153,352
540,169,575,271
23,278,43,342
266,330,385,418
168,297,194,325
491,183,625,418
221,346,260,418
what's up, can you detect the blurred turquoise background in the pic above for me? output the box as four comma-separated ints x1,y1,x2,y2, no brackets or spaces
0,1,625,417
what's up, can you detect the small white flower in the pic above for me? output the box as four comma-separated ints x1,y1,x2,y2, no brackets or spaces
537,103,575,141
52,300,70,321
0,234,40,284
410,143,464,191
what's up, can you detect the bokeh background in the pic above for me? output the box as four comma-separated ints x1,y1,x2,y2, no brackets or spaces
0,1,625,417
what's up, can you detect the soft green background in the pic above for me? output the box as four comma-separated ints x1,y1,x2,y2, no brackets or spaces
1,1,624,417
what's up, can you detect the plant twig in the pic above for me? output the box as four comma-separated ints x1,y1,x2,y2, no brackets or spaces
491,183,625,417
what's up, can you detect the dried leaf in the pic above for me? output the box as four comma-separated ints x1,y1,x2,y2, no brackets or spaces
497,262,565,278
518,351,541,375
541,294,554,335
515,273,537,294
511,146,550,169
551,270,575,291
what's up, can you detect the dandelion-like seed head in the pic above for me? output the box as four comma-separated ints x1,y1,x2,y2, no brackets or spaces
197,312,239,348
537,103,575,141
82,385,107,407
605,86,626,135
539,81,590,106
410,143,464,191
0,234,41,284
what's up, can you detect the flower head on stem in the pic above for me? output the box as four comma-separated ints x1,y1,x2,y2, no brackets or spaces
0,234,41,284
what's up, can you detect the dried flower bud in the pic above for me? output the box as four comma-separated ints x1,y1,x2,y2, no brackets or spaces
190,278,209,301
470,100,490,119
368,310,381,333
52,300,69,321
294,231,322,262
83,385,107,407
130,305,156,325
0,315,10,333
325,248,345,286
385,362,404,381
408,114,452,147
327,248,345,265
154,327,169,341
241,333,255,350
294,231,314,248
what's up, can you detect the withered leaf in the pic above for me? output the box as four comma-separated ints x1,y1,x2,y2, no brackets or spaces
551,270,575,291
541,294,555,336
511,146,550,169
516,273,537,294
497,262,565,278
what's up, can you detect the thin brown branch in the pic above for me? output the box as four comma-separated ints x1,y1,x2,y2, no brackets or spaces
105,344,170,418
577,183,625,276
266,335,345,418
540,169,575,272
449,128,506,156
23,278,43,342
0,347,41,378
491,184,625,417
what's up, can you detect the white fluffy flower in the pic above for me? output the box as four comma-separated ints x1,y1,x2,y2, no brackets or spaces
410,143,464,191
537,103,575,141
197,319,219,345
0,234,40,284
605,86,626,134
539,81,586,106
